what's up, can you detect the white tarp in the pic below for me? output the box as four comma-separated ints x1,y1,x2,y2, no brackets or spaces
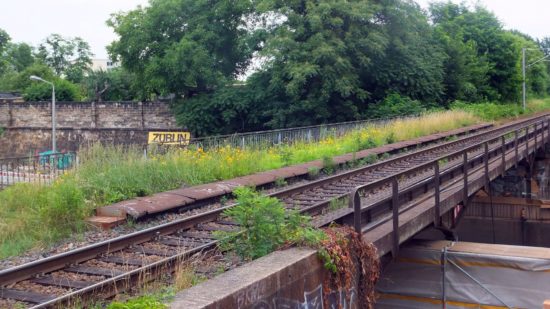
376,240,550,309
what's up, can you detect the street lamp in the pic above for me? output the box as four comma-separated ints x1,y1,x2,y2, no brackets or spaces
30,75,56,153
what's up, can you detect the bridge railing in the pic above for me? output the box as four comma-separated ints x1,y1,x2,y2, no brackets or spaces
348,116,550,257
0,152,77,189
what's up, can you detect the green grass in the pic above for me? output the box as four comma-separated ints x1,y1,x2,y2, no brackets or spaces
451,98,550,121
0,100,548,258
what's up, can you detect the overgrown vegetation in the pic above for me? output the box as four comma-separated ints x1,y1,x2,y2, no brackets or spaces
318,226,380,309
215,187,325,260
0,105,546,258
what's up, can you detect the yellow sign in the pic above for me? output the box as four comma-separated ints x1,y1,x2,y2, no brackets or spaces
148,131,191,145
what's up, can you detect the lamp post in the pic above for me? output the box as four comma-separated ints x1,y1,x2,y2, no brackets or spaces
30,75,56,153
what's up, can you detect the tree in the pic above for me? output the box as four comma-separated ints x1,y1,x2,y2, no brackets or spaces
429,2,493,103
107,0,258,99
0,28,11,74
365,0,446,103
83,68,140,101
37,34,93,83
4,43,35,72
23,78,82,101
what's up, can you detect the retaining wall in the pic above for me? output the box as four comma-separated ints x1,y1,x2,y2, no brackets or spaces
0,101,180,157
170,248,360,309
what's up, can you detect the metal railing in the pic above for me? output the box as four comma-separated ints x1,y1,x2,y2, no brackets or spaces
188,114,419,149
349,116,549,256
0,152,77,189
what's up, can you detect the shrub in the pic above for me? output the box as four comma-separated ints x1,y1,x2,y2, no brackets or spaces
322,156,337,175
23,78,83,101
368,93,426,118
215,187,325,260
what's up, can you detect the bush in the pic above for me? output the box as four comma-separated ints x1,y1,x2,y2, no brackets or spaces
368,93,426,118
23,78,83,101
216,187,325,260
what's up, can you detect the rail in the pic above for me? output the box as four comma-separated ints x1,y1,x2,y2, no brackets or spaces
0,113,547,308
349,118,549,256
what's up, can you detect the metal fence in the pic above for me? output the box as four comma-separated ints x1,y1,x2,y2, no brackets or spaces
188,115,418,149
0,152,77,189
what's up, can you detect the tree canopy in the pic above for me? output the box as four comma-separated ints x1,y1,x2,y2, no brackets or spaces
2,1,550,136
110,0,548,135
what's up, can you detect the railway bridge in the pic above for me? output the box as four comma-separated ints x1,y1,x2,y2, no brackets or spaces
2,113,550,308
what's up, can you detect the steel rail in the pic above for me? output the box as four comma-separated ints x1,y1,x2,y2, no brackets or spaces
0,113,548,308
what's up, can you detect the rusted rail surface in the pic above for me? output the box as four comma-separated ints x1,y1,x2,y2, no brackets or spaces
0,113,548,308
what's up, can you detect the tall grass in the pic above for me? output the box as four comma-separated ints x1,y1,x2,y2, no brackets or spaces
0,102,545,258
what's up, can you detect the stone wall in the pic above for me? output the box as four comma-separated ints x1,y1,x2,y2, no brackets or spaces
0,101,180,157
0,101,177,129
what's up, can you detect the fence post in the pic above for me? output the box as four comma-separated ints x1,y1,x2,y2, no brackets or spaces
463,151,468,206
501,136,506,176
349,189,362,234
526,126,530,159
392,177,400,257
535,123,538,151
484,142,489,188
515,130,519,168
434,162,441,227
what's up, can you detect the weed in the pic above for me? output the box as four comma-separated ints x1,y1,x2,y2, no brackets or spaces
329,197,348,211
126,217,136,229
380,153,391,160
385,131,396,144
445,135,458,142
215,187,325,260
438,158,449,167
363,154,378,165
322,156,337,175
0,127,4,137
107,295,167,309
219,195,229,206
307,167,320,180
174,264,204,291
275,177,288,188
215,265,226,276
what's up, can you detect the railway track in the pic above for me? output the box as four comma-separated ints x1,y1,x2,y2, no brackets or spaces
0,113,548,308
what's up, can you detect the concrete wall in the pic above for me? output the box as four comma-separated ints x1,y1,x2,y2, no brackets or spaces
0,101,180,157
170,248,360,309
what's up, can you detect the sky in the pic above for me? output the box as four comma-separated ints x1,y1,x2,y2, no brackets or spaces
0,0,549,59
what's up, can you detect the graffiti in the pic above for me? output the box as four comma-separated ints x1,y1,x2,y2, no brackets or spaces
236,282,263,308
251,285,357,309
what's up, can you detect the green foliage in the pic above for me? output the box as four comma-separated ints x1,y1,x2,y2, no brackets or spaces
322,156,337,175
215,187,325,260
307,167,320,180
24,78,82,101
107,296,166,309
363,154,378,165
274,177,287,188
37,34,93,83
83,68,140,101
108,0,257,99
368,93,425,118
0,178,89,258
